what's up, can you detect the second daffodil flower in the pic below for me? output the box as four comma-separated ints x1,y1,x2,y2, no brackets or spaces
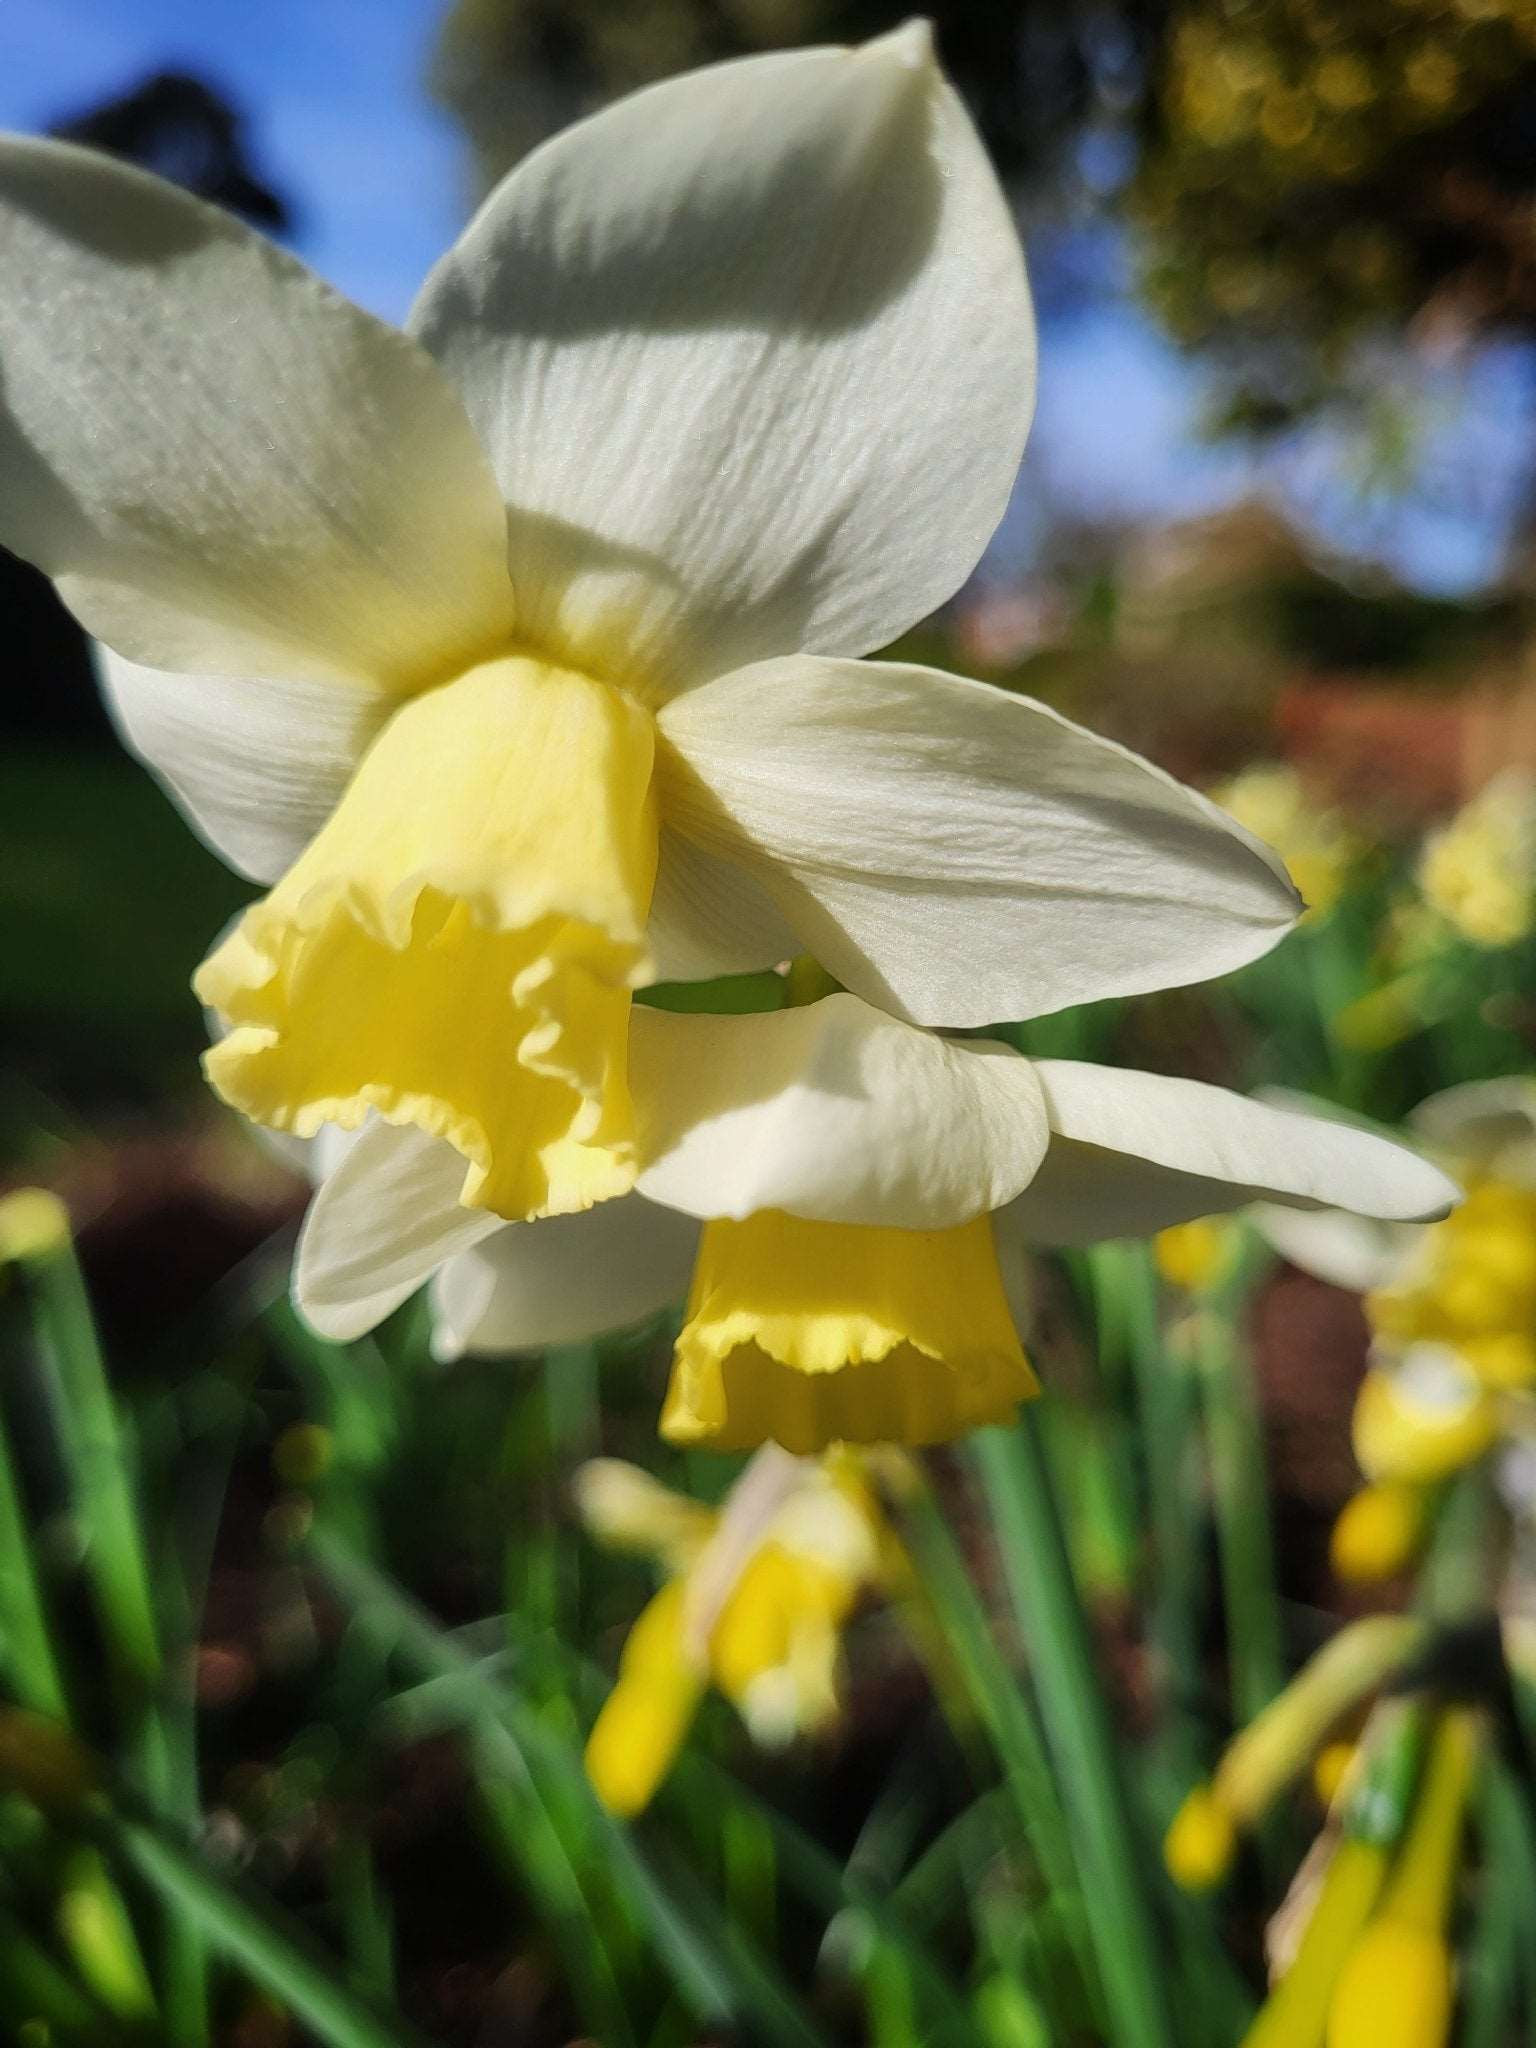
4,29,1305,1227
294,988,1456,1451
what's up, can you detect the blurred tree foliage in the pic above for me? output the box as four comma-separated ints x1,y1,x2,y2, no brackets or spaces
53,71,290,231
1132,0,1536,433
434,0,1536,432
430,0,1159,197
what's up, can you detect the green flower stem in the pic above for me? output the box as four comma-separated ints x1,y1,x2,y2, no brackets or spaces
971,1417,1177,2048
1417,1467,1496,1626
1305,917,1375,1112
1464,1758,1536,2046
1090,1244,1204,1753
1192,1265,1286,1725
900,1490,1084,1917
331,1834,397,2012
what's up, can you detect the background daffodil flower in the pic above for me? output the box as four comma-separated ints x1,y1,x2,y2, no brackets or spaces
1258,1076,1536,1578
293,992,1456,1451
0,28,1303,1234
575,1445,899,1816
1212,763,1363,924
1417,770,1536,949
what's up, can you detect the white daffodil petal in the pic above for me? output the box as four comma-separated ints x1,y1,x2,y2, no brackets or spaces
98,645,387,884
648,826,800,981
1409,1076,1536,1183
409,25,1032,691
295,1122,502,1343
430,1196,701,1361
658,658,1299,1026
1000,1063,1460,1247
631,993,1049,1228
1248,1206,1417,1294
0,135,514,687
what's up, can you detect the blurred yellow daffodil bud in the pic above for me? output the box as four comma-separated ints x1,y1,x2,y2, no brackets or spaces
1312,1740,1357,1809
571,1457,714,1569
1155,1216,1240,1295
1328,1919,1452,2048
583,1579,703,1820
1164,1784,1238,1891
0,1188,72,1264
1330,1481,1429,1585
1458,1332,1536,1391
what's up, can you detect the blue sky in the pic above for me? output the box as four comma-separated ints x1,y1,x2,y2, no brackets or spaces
0,0,466,318
4,0,1530,598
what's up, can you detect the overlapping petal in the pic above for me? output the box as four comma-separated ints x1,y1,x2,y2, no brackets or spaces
409,25,1032,693
1247,1206,1412,1294
647,826,800,981
97,647,388,883
630,994,1049,1228
0,135,514,687
1408,1077,1536,1182
656,658,1300,1021
430,1196,700,1360
1003,1063,1460,1247
296,1119,698,1352
295,1121,502,1342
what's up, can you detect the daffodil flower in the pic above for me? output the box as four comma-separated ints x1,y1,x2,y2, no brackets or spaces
1212,764,1363,923
2,29,1300,1229
574,1445,900,1815
1418,770,1536,949
294,990,1456,1451
1258,1078,1535,1573
1163,1618,1426,1893
1233,1704,1480,2048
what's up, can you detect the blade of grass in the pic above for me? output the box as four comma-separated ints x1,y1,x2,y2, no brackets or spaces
471,1765,638,2048
1469,1756,1536,2041
1087,1243,1204,1763
20,1221,159,1692
386,1636,983,2048
4,1210,171,2025
899,1489,1083,1913
1194,1247,1286,1725
307,1527,835,2048
971,1418,1178,2048
899,1483,1099,2040
0,1350,71,1721
0,1898,135,2046
701,1776,986,2048
264,1308,416,2024
99,1806,428,2048
888,1787,1011,1935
